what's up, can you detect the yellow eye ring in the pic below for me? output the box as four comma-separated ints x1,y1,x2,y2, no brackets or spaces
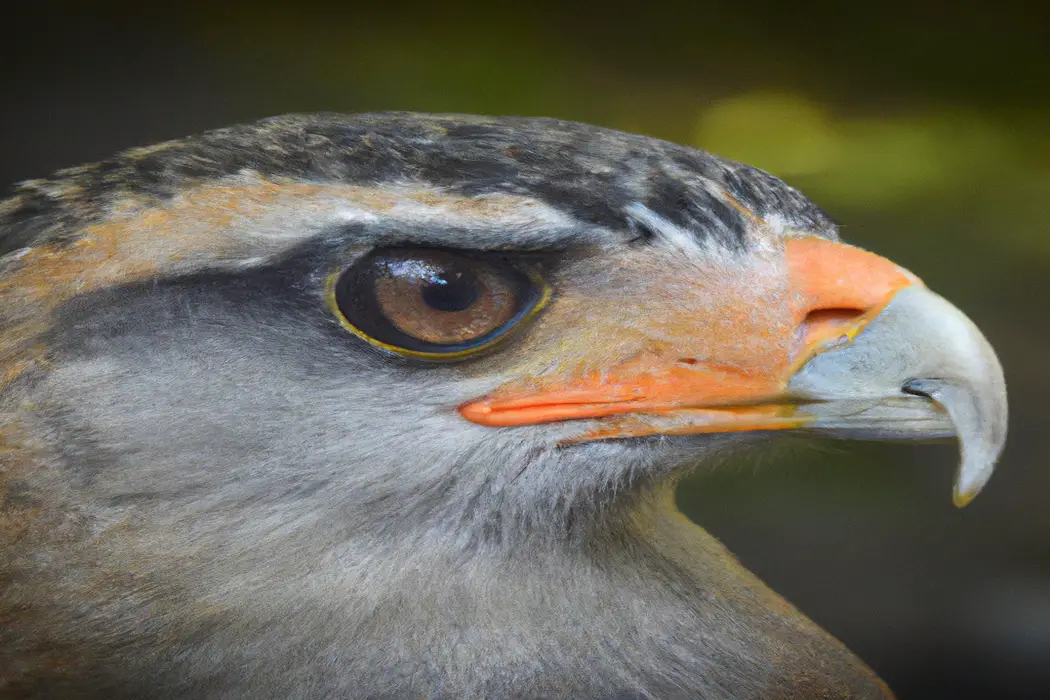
326,251,551,361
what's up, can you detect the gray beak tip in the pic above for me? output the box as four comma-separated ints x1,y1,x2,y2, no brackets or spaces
953,487,977,509
951,424,1006,509
951,429,1005,508
953,476,981,508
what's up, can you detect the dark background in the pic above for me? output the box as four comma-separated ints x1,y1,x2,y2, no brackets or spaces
3,3,1048,698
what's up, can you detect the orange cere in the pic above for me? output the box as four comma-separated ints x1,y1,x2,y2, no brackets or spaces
785,237,923,372
459,237,922,433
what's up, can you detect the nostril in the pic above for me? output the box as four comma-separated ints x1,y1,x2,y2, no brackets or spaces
678,358,700,366
797,307,868,353
802,307,867,329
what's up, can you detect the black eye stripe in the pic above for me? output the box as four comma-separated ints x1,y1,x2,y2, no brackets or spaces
328,247,550,360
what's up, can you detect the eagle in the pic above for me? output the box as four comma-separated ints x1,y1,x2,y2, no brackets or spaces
0,113,1006,699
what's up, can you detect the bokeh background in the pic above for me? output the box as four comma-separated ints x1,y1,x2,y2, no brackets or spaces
3,3,1047,698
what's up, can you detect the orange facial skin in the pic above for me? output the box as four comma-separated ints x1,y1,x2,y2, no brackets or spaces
459,237,922,442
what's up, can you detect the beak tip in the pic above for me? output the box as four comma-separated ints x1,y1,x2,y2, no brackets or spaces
952,444,1003,508
952,487,978,509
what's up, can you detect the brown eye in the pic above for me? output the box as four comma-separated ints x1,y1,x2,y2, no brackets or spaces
329,248,549,359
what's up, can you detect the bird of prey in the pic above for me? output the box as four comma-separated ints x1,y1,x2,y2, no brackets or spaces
0,113,1006,699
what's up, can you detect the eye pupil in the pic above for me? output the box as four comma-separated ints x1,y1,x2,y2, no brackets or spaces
421,271,479,312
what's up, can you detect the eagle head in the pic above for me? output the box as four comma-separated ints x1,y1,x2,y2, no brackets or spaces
0,113,1006,698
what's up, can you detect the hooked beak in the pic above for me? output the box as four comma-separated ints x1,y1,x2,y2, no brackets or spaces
787,284,1007,507
459,237,1007,507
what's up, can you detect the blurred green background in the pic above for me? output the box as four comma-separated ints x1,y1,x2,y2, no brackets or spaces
3,3,1048,697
